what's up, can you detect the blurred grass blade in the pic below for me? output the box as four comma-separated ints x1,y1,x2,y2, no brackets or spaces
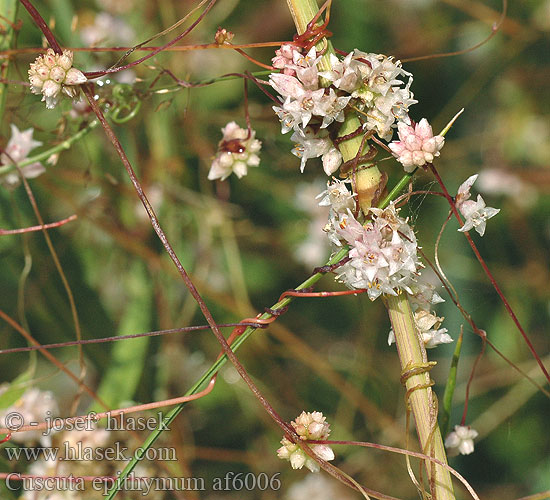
0,0,19,122
0,369,33,410
440,328,463,438
90,262,152,411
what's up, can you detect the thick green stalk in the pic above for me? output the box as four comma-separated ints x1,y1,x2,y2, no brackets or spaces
286,0,385,213
288,1,454,498
387,292,455,499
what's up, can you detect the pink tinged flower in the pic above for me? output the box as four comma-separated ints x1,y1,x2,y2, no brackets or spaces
208,122,261,181
270,73,306,100
1,124,45,189
319,52,360,93
455,175,500,236
330,205,422,300
272,43,302,76
270,73,327,129
2,124,42,163
64,68,87,86
445,425,478,456
292,411,331,440
290,47,321,90
389,118,444,171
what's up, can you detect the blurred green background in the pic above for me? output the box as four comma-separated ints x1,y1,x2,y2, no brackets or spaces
0,0,549,498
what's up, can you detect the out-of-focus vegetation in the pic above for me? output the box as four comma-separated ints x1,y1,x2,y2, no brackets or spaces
0,0,549,499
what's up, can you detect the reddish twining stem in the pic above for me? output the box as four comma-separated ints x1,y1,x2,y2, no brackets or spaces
0,214,77,235
19,0,62,53
83,0,218,79
81,84,296,441
428,163,550,385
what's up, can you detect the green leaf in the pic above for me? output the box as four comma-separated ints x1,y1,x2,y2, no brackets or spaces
440,329,463,437
0,370,33,411
89,262,152,411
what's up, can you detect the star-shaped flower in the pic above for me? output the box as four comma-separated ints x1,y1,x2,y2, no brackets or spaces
1,124,45,189
445,425,478,456
456,175,500,236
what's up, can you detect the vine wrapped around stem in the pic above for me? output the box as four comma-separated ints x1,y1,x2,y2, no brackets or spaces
286,1,455,498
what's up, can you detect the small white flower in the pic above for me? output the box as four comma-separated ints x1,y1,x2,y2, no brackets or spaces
456,175,500,236
445,425,478,455
388,309,453,348
0,124,45,189
319,52,361,93
80,13,135,47
415,310,453,348
316,88,351,129
208,122,261,181
277,411,335,473
290,128,332,173
422,328,453,348
317,178,356,214
322,147,343,176
28,49,87,109
389,118,444,171
270,73,326,129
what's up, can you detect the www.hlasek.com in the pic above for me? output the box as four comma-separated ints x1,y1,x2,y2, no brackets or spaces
4,472,282,495
4,441,177,462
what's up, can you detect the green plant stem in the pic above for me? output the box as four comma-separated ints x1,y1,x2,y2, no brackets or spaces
104,245,349,500
0,0,18,122
386,292,455,499
288,2,454,498
286,0,385,213
0,117,100,176
441,330,463,437
107,3,433,497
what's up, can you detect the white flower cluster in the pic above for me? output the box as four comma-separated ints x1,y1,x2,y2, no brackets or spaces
388,309,453,349
277,411,335,473
270,47,417,175
456,174,500,236
317,177,356,217
323,199,422,300
321,51,416,139
28,49,87,109
208,121,261,181
0,124,44,189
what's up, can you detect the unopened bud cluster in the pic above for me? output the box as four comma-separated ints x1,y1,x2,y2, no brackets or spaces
277,411,335,473
28,49,87,109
